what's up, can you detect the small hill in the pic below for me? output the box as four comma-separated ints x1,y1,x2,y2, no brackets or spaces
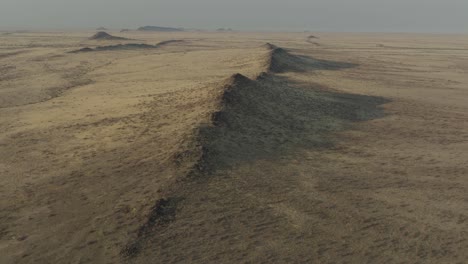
70,40,184,53
156,40,185,47
71,44,157,53
89,32,130,41
138,26,184,32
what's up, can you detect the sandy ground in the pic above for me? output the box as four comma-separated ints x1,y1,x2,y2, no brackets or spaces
1,31,467,263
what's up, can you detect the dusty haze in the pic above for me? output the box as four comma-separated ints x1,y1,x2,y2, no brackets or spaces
1,0,467,33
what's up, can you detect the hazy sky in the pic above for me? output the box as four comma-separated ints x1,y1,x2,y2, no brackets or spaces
1,0,467,33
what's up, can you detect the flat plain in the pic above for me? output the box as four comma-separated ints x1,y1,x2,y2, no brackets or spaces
1,31,467,263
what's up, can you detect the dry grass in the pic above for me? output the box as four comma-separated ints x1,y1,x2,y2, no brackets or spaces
1,31,467,264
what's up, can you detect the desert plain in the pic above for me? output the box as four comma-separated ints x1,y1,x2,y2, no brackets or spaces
0,30,468,263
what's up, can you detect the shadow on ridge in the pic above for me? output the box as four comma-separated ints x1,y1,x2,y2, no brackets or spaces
196,72,390,174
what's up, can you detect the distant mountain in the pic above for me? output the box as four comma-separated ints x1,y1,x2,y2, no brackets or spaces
137,26,184,32
216,28,234,32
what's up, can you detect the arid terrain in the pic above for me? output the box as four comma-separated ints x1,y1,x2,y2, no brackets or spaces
1,31,467,263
